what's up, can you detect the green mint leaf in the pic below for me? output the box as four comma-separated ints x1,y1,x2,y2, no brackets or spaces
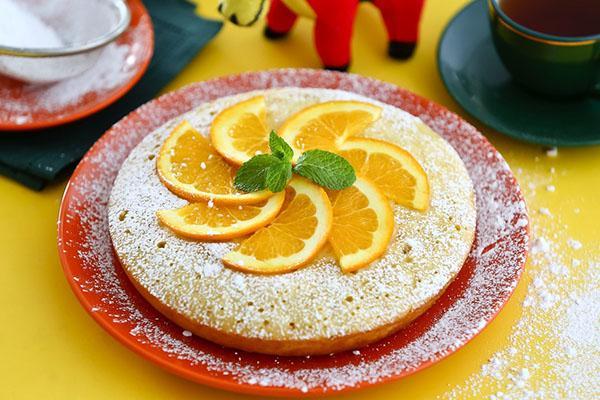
266,160,293,192
293,149,356,190
269,130,293,161
234,154,281,192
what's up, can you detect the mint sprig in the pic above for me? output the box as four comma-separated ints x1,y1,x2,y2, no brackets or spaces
233,131,355,193
234,154,280,192
293,150,356,190
269,130,293,161
266,159,292,192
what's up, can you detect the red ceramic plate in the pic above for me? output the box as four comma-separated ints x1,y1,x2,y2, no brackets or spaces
57,69,529,397
0,0,153,131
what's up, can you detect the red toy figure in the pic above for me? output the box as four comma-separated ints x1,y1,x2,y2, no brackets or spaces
218,0,426,70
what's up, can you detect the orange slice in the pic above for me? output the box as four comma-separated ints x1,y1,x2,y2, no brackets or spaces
210,96,270,166
279,101,382,160
157,120,272,204
156,192,285,241
222,178,333,274
326,178,394,272
337,138,430,211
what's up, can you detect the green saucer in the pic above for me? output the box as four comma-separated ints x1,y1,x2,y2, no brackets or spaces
437,0,600,147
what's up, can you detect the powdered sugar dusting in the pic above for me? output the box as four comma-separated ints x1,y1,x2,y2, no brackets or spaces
1,42,136,112
108,88,477,344
58,70,528,395
440,166,599,399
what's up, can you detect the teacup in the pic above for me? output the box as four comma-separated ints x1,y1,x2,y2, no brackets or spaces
488,0,600,97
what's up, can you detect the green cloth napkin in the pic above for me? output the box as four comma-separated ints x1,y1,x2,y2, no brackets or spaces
0,0,222,190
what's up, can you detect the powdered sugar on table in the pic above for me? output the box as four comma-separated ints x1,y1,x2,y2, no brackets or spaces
441,165,599,400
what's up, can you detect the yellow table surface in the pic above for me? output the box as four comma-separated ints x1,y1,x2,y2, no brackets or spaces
1,0,598,398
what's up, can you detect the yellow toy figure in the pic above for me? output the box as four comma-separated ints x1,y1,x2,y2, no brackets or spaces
218,0,425,70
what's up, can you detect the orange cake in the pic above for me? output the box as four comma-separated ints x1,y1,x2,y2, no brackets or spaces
108,88,476,356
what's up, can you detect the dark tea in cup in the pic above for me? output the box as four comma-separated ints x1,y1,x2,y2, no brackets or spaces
488,0,600,97
500,0,600,38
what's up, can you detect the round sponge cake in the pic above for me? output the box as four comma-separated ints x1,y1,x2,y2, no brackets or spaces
108,88,476,356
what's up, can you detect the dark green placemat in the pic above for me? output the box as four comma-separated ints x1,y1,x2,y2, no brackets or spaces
0,0,222,190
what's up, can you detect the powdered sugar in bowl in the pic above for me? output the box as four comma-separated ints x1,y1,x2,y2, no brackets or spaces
0,0,130,83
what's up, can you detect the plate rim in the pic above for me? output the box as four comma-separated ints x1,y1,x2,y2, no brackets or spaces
437,0,600,147
0,0,154,132
57,68,529,397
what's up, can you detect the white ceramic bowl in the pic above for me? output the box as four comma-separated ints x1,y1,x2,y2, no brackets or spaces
0,0,130,83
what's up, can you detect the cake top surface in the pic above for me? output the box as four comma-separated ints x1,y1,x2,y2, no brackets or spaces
108,87,477,341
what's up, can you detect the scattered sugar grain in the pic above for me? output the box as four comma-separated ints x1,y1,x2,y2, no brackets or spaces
545,147,558,157
531,237,549,254
14,115,30,125
567,239,582,250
